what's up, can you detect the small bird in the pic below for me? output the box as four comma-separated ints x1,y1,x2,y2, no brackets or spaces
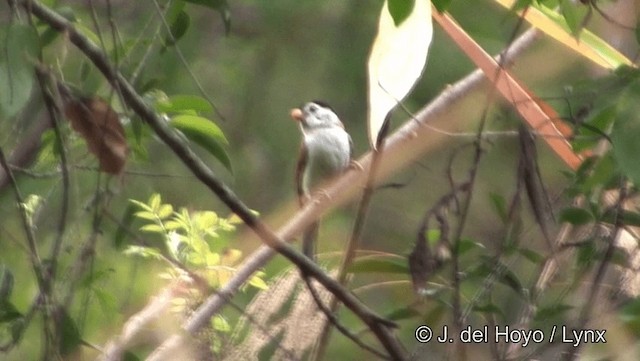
291,101,352,260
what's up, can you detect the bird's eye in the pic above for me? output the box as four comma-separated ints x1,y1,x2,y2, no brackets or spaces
308,104,317,113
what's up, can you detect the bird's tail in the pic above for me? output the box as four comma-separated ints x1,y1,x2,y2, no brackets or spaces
302,221,319,261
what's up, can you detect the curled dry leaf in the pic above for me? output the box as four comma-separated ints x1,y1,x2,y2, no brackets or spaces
64,97,128,174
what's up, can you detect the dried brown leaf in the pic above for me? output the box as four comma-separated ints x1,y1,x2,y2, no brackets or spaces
64,97,128,174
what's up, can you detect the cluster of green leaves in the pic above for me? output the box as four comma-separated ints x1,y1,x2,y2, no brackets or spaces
147,91,232,171
126,193,267,291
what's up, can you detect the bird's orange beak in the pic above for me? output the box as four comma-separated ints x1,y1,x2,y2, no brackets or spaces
290,108,304,122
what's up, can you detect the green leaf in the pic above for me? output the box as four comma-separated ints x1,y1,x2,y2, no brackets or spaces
349,256,409,274
611,97,640,186
518,248,545,264
140,224,165,233
249,275,268,290
469,258,525,297
134,211,159,221
489,193,508,223
388,0,415,26
0,24,40,118
170,115,232,171
575,240,596,269
122,351,142,361
184,0,231,34
156,94,214,114
124,246,163,260
58,308,82,356
458,238,485,255
0,300,22,323
560,0,590,37
157,204,174,219
559,207,594,225
534,303,573,322
601,210,640,228
164,10,191,47
211,315,231,332
0,266,14,301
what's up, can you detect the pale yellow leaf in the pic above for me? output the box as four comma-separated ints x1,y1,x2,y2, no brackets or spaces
367,0,433,148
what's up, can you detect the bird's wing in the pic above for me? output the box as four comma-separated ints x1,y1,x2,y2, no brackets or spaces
295,141,308,207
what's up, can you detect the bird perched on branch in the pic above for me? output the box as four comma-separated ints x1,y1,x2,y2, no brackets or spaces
291,101,352,260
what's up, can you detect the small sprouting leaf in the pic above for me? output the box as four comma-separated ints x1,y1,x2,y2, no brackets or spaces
129,199,153,212
134,211,158,221
170,115,232,171
0,24,40,118
367,0,432,147
156,94,214,114
559,207,594,225
349,255,409,274
212,315,231,332
149,193,162,210
140,224,165,233
184,0,231,34
249,275,268,290
124,246,164,260
157,204,174,219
